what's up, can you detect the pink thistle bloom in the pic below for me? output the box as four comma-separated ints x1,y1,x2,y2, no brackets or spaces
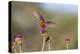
64,34,71,44
14,34,23,45
40,27,46,33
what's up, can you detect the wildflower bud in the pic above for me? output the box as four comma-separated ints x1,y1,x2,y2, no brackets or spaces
65,36,70,44
15,34,23,45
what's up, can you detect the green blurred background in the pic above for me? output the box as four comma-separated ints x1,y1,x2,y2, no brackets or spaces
11,1,78,52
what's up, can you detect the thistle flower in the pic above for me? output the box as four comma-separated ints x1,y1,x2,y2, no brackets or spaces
12,34,23,53
15,34,23,45
65,34,70,44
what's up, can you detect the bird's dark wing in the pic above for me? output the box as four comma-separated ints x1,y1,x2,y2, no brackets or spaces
46,21,56,28
33,12,45,21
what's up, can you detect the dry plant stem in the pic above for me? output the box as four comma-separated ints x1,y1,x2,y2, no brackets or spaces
19,45,22,53
13,48,17,53
42,36,46,52
48,42,50,51
66,43,69,50
12,46,17,53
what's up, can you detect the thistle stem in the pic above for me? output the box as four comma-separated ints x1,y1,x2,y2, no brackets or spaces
13,48,17,53
66,43,69,50
19,45,22,53
48,42,50,51
42,36,46,52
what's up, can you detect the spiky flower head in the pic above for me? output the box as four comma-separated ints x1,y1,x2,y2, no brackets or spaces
15,34,23,45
